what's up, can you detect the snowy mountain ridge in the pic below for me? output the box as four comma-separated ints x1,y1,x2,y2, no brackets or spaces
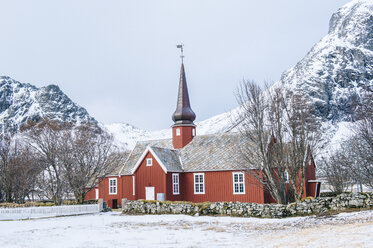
1,0,372,154
104,108,239,149
0,76,96,133
107,0,373,150
278,0,373,122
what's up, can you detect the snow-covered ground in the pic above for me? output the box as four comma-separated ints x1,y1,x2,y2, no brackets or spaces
1,210,372,248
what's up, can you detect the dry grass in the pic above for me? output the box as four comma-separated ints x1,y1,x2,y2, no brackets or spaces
202,226,226,232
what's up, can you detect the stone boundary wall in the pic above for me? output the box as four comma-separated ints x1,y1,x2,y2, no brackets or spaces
122,193,373,218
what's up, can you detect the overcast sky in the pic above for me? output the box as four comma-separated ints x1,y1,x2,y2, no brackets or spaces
0,0,351,130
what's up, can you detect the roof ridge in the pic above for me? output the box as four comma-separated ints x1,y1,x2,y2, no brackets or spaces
150,146,178,151
137,137,172,143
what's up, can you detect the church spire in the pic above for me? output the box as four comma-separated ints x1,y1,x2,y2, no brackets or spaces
172,62,196,125
172,45,196,149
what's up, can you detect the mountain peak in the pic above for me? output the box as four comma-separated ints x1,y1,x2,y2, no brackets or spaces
0,76,96,133
329,0,373,50
279,0,373,122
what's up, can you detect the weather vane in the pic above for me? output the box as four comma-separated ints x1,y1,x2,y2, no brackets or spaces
177,44,184,63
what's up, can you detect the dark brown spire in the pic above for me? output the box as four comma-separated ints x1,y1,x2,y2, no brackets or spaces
172,63,196,125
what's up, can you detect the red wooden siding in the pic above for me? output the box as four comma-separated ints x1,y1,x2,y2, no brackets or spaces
166,173,184,201
172,125,195,149
88,155,318,204
121,175,136,201
84,187,97,201
97,176,121,208
134,151,167,200
182,170,265,203
304,157,317,198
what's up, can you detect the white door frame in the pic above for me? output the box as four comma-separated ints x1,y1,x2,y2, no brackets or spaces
145,187,155,200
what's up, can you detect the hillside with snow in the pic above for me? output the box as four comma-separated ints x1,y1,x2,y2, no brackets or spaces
0,76,96,133
278,0,373,122
106,0,373,152
0,0,372,155
104,108,240,149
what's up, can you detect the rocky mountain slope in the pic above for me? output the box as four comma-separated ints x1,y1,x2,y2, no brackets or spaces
106,0,373,151
278,0,373,122
0,76,96,133
1,0,371,153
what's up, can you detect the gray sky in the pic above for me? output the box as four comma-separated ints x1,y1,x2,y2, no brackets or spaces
0,0,351,130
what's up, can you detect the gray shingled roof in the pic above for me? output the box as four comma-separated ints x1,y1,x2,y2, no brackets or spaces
118,138,173,175
150,147,183,172
180,133,250,172
119,132,252,175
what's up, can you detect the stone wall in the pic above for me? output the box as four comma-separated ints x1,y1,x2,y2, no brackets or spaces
122,193,373,218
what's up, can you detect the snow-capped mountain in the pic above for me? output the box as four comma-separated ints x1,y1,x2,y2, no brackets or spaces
105,108,239,149
1,0,371,154
0,76,96,133
279,0,373,122
107,0,373,150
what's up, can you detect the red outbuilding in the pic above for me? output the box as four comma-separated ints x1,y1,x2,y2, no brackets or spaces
86,60,320,208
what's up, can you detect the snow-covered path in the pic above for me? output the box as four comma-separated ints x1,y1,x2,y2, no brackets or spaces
0,211,372,248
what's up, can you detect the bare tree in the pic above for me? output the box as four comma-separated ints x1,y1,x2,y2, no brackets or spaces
59,125,125,204
0,134,14,202
236,81,320,204
22,119,68,205
0,134,41,203
320,151,351,194
351,93,373,189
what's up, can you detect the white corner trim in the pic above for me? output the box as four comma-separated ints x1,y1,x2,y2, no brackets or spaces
131,146,168,174
132,176,135,196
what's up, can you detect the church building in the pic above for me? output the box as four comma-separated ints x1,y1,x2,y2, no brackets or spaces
85,60,320,209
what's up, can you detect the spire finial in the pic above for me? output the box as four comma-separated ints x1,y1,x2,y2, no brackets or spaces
177,44,184,63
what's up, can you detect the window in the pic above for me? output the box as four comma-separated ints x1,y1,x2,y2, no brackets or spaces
233,172,245,194
192,128,196,137
194,173,205,194
176,128,181,136
109,178,117,195
172,173,180,195
146,158,153,166
284,170,289,183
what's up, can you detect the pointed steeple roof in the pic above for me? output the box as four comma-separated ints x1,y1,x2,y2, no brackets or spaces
172,63,196,125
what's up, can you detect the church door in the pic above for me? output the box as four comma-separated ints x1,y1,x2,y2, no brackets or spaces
145,187,155,200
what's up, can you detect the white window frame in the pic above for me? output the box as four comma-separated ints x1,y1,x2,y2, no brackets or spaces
132,176,135,196
194,173,205,194
284,170,289,183
146,158,153,166
192,128,196,137
176,128,181,136
109,178,117,195
172,173,180,195
233,172,245,194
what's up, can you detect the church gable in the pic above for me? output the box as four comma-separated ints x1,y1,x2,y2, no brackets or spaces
132,147,169,174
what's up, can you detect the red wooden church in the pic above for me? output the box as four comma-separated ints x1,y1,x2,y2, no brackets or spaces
86,62,320,209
